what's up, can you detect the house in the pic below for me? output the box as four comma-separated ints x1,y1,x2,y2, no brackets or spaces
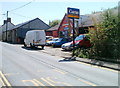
45,24,59,37
78,12,103,34
0,18,15,41
58,14,73,38
2,18,50,43
46,14,73,38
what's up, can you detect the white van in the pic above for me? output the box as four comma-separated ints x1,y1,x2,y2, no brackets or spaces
24,30,46,49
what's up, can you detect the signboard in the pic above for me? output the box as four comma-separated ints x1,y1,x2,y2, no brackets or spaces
67,7,80,19
64,27,69,30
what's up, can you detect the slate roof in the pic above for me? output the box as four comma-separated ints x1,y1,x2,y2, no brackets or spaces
46,24,59,31
12,18,50,29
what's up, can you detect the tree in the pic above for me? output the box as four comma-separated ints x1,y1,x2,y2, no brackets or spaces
88,8,119,62
49,20,61,27
75,7,119,63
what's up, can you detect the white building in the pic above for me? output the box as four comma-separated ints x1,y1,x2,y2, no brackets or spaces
0,18,15,41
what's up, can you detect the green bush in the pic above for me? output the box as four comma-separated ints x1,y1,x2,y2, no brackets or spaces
75,7,120,63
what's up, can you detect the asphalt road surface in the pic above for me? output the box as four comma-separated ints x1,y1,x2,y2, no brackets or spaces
0,42,119,86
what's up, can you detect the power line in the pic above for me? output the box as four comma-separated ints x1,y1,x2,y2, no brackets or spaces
1,0,35,19
10,12,33,19
9,0,35,12
0,15,6,21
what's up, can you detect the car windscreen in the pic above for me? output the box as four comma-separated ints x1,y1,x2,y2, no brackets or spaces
56,38,63,42
47,38,52,41
52,38,58,41
75,35,85,41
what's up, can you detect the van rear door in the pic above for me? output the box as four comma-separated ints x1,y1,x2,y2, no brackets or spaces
36,30,46,45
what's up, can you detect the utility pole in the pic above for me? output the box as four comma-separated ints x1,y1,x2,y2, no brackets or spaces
6,11,8,42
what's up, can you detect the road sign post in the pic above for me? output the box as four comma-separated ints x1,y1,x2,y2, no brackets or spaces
72,18,75,57
67,7,80,59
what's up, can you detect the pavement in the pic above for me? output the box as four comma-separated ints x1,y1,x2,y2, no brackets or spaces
41,46,119,71
75,57,119,71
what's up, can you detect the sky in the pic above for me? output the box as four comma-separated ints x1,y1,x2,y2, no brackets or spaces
0,0,119,25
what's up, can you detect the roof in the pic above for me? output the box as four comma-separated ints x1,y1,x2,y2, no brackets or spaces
0,22,15,32
79,12,103,27
46,24,59,31
13,18,50,29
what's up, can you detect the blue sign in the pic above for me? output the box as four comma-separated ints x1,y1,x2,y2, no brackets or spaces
64,27,69,30
67,7,80,19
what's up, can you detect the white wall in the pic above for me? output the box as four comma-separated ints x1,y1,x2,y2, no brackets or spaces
0,27,2,40
0,22,14,41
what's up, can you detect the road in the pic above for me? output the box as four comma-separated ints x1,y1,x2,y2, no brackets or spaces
0,42,119,87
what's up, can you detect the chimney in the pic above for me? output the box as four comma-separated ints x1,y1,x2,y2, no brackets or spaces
4,20,7,24
7,18,11,23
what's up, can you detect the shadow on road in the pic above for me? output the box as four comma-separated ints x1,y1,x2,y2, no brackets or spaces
61,49,72,52
21,46,44,51
59,56,76,62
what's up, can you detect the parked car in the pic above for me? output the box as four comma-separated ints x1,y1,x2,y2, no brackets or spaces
61,34,91,50
46,36,53,43
46,38,53,43
52,38,71,47
61,41,73,50
24,30,46,49
46,36,53,40
46,36,53,42
46,38,59,46
74,34,91,48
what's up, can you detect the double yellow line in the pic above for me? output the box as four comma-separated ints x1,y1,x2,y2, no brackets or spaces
0,71,12,87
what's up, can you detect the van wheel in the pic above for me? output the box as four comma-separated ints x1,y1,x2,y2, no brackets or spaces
30,43,33,48
41,46,44,49
24,43,27,47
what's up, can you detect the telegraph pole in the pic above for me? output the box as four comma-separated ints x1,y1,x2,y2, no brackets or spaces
6,11,8,42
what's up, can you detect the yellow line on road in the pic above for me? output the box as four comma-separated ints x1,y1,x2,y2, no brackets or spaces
4,73,20,76
47,77,72,86
53,69,66,74
0,71,11,86
41,78,55,86
0,78,5,86
33,79,45,86
76,61,118,73
96,66,118,73
22,80,39,86
76,61,91,66
78,79,96,86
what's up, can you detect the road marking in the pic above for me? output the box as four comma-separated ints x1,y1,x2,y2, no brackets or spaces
41,78,55,86
76,61,118,73
22,80,39,86
53,69,66,74
96,66,118,73
0,71,11,86
47,77,72,86
78,79,96,86
4,73,20,76
0,78,5,86
76,61,91,66
33,79,45,86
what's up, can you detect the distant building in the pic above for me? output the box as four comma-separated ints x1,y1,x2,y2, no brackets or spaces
78,12,103,34
2,18,50,43
45,24,59,37
58,14,73,38
46,14,73,38
0,18,15,41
